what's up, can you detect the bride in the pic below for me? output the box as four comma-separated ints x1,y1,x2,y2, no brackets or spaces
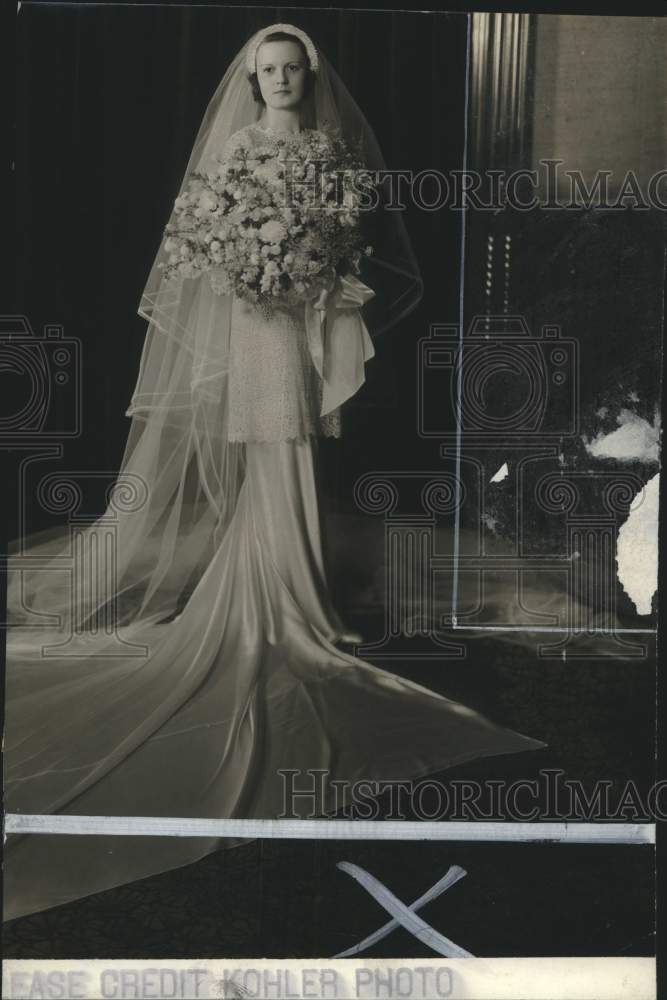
3,23,544,922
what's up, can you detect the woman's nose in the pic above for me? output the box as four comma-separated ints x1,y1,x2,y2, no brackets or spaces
276,66,288,83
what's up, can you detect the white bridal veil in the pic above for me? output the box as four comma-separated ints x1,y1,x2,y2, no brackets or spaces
4,24,542,922
9,22,423,637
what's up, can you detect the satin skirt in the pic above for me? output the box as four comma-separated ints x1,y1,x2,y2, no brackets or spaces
3,438,544,921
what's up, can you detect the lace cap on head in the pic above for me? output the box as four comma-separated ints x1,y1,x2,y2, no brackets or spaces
245,23,319,74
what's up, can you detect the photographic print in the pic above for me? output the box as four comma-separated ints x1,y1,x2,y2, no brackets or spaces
2,4,663,998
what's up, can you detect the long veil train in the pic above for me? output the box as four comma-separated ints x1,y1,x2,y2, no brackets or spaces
3,25,545,921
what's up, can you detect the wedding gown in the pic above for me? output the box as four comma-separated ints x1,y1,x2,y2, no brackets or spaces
3,132,545,923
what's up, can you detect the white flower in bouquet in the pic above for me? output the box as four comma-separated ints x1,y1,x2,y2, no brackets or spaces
259,219,287,244
198,191,218,213
253,160,284,186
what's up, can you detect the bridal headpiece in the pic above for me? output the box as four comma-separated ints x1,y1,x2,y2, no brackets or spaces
245,23,320,74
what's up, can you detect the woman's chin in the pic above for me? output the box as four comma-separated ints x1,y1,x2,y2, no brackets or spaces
266,97,301,112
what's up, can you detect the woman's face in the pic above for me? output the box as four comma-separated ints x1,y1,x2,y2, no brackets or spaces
255,40,308,110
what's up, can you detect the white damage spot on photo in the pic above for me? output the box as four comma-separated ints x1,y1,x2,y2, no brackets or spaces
490,462,509,483
584,408,660,463
616,473,659,615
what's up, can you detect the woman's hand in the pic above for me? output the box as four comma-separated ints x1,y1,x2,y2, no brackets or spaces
313,286,330,311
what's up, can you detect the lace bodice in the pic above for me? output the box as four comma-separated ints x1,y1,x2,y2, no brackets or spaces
227,295,341,443
222,122,331,157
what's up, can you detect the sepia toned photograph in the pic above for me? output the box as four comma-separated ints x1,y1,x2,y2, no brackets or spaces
2,3,663,996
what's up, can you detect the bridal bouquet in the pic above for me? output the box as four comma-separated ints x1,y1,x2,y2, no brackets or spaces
159,131,374,309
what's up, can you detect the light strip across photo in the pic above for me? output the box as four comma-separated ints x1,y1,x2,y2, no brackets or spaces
4,814,656,845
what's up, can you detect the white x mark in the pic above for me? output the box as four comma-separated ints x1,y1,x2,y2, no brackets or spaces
333,862,474,958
